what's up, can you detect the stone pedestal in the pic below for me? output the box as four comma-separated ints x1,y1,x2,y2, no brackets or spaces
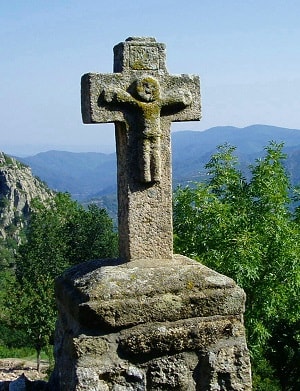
50,256,252,390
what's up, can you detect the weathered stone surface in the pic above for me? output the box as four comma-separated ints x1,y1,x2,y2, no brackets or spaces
81,37,201,262
56,255,245,330
197,345,252,390
118,315,245,356
145,353,198,391
51,255,252,390
74,335,109,358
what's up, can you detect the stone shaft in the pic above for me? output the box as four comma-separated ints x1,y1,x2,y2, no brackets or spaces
81,37,201,261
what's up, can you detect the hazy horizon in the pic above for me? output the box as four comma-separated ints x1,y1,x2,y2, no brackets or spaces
4,123,300,157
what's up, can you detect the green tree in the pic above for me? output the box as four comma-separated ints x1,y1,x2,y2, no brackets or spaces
173,143,300,390
6,192,118,369
8,275,56,371
65,203,118,263
0,221,26,352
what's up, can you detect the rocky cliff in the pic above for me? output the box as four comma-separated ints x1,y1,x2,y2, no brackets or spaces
0,152,53,242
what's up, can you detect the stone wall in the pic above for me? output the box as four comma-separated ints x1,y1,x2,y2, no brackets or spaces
50,256,252,390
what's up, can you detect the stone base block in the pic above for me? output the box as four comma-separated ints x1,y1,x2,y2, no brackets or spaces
50,255,252,390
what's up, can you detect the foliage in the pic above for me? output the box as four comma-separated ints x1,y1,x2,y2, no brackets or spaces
173,142,300,390
0,344,34,359
267,320,300,391
64,202,118,263
0,235,22,332
16,193,118,278
4,192,118,369
6,275,56,371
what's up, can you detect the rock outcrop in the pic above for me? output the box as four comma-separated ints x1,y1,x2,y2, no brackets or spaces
0,152,53,242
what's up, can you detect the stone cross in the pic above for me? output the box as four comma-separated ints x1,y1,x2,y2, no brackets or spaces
81,37,201,261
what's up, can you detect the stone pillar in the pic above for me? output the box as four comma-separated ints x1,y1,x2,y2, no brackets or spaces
81,37,200,261
50,37,252,390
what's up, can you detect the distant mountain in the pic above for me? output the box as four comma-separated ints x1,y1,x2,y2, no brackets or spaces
17,151,117,201
172,124,300,184
173,124,300,156
15,125,300,201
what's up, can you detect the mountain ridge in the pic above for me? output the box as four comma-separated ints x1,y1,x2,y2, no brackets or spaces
12,124,300,201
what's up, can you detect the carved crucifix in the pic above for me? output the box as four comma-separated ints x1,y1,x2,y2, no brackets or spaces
81,37,201,262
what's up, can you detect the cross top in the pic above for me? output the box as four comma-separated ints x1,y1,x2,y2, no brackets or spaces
113,37,167,73
81,37,201,262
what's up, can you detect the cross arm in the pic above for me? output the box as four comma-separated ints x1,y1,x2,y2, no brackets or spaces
163,89,192,109
161,74,201,122
103,87,139,108
81,72,125,124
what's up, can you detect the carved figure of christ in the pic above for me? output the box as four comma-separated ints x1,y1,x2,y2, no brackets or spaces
103,75,192,183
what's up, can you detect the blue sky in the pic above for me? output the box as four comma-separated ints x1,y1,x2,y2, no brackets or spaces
1,0,300,155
